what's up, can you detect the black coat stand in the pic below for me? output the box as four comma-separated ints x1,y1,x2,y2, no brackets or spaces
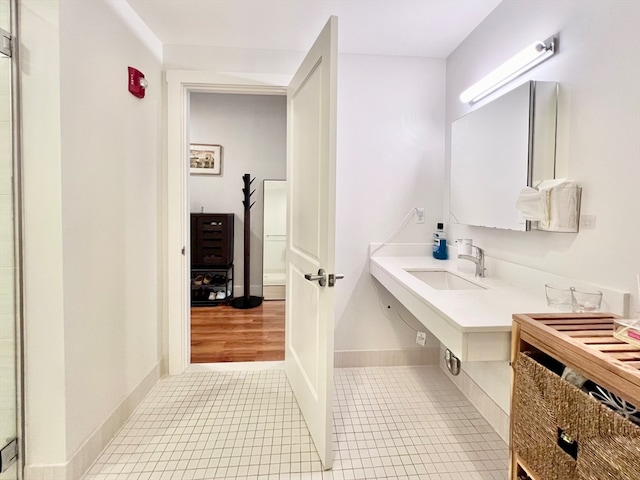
231,174,263,309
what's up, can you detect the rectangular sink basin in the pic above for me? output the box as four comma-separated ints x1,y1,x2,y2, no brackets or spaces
407,270,486,290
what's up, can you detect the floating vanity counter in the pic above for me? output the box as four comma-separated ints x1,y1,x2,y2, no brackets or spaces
370,256,553,362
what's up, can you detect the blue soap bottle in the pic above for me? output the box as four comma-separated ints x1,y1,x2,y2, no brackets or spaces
433,222,448,260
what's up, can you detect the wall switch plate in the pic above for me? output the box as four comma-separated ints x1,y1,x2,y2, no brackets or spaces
580,215,596,230
415,331,427,346
415,208,425,224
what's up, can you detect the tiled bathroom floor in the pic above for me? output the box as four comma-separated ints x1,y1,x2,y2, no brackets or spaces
83,366,508,480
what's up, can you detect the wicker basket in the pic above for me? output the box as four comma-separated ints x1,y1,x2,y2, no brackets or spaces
513,353,640,480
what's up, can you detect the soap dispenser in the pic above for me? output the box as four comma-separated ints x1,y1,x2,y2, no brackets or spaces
433,222,448,260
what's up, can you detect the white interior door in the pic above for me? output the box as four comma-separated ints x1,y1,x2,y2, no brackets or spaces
285,16,338,470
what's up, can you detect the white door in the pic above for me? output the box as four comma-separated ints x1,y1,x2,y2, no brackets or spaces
285,16,338,470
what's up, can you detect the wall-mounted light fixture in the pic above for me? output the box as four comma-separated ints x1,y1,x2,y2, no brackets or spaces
128,66,148,99
459,36,557,105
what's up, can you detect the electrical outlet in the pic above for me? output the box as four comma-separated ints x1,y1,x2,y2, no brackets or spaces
415,208,425,224
415,331,427,346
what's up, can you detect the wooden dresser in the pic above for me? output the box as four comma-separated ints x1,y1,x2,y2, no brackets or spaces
510,313,640,480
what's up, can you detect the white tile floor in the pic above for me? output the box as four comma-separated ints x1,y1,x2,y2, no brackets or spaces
83,366,508,480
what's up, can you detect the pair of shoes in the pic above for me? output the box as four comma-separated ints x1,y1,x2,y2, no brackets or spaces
202,273,213,285
216,291,226,300
193,275,204,285
193,288,206,300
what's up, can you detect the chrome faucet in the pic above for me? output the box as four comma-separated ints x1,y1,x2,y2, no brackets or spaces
458,244,486,277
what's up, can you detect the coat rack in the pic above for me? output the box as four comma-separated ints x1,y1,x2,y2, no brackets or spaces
231,173,263,309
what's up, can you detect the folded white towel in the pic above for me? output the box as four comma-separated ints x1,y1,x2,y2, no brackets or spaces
516,179,580,232
515,186,550,227
545,183,580,231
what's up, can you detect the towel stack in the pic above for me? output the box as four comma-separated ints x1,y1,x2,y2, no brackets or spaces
516,179,581,232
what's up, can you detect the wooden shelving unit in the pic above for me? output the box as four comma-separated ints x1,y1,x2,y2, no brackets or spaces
190,213,234,267
510,312,640,480
190,213,234,306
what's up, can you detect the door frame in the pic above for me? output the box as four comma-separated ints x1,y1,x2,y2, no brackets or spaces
165,70,291,374
3,0,26,475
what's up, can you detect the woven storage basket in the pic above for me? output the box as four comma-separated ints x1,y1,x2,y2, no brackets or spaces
514,353,579,478
514,353,640,480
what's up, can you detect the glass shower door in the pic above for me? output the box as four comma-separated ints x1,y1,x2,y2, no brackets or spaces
0,0,19,478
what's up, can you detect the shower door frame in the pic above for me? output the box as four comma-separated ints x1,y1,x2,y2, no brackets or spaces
0,0,25,477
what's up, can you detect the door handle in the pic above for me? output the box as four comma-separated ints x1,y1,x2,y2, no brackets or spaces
304,268,326,287
328,273,344,287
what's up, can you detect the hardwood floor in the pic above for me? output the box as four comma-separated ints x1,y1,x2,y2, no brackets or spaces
191,300,285,363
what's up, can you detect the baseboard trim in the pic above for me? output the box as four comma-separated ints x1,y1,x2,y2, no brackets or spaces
24,359,164,480
263,284,285,300
334,348,439,368
23,464,66,480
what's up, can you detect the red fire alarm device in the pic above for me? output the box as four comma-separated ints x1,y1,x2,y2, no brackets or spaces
128,66,148,98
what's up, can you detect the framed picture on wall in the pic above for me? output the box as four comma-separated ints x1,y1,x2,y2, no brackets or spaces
190,144,222,175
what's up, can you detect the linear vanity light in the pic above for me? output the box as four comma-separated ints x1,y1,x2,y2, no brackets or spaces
459,36,556,104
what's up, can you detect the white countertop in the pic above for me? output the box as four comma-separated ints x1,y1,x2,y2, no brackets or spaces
370,255,556,333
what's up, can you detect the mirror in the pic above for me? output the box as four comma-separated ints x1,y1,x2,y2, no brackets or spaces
450,81,558,231
262,180,287,300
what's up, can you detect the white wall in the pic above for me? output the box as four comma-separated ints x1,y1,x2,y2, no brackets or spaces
21,0,163,470
335,54,446,352
189,93,286,296
445,0,640,316
21,0,67,465
164,44,304,75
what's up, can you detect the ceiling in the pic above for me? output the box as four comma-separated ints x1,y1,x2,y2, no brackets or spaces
125,0,502,58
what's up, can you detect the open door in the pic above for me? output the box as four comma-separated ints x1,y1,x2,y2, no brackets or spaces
285,16,338,470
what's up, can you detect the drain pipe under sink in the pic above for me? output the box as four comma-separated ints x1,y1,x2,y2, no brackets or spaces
445,349,461,376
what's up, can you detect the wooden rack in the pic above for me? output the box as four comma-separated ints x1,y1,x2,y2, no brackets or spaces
512,313,640,402
510,312,640,480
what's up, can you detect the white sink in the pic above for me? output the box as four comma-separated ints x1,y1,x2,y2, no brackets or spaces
371,257,511,362
407,270,486,290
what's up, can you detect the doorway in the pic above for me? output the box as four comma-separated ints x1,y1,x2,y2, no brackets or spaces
187,92,287,363
165,72,291,375
166,17,338,469
0,0,22,478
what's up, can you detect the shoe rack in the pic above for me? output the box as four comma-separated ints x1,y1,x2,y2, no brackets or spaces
190,267,234,306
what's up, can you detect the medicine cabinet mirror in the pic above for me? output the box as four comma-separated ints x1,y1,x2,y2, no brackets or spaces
450,80,558,231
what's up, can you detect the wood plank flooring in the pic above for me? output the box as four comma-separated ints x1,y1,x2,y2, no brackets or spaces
191,300,285,363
